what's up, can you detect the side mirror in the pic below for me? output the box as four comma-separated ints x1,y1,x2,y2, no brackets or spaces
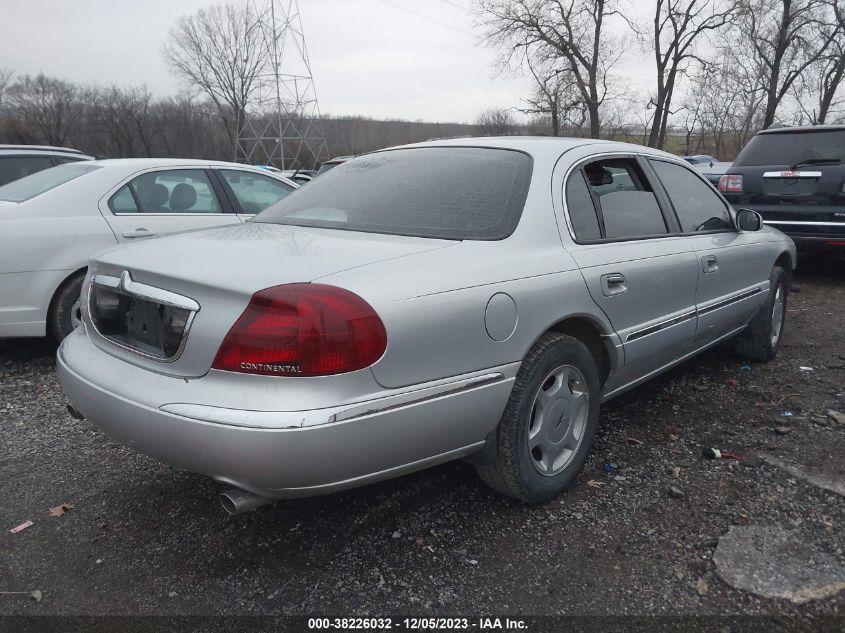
736,208,763,231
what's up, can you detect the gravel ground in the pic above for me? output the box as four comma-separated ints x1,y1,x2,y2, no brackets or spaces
1,260,844,628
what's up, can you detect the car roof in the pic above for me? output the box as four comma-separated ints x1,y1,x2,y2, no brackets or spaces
0,144,85,154
757,124,845,135
90,158,287,171
383,136,680,161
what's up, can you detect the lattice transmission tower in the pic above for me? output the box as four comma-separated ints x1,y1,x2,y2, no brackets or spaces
236,0,329,170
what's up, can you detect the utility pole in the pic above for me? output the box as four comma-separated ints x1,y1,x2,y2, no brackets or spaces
236,0,329,170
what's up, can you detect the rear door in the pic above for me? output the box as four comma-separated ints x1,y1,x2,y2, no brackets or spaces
648,158,771,344
562,155,700,382
101,168,242,242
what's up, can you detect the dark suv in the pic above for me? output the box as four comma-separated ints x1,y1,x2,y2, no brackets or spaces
719,125,845,254
0,145,94,187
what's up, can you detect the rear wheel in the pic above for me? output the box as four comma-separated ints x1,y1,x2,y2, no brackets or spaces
477,333,601,503
732,265,788,362
48,273,84,341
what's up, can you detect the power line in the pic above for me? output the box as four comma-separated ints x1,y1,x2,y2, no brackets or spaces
377,0,473,35
439,0,468,11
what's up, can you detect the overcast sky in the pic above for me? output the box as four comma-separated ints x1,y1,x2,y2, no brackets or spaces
2,0,654,123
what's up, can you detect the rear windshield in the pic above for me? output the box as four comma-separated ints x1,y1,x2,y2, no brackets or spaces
0,163,101,202
255,147,533,240
734,130,845,166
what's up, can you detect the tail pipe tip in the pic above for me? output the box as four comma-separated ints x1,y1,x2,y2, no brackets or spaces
219,488,275,515
66,404,85,420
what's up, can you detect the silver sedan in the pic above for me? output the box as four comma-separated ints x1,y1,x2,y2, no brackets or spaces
57,138,796,513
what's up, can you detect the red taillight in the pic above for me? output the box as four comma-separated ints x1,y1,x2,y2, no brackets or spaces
212,284,387,377
719,174,743,193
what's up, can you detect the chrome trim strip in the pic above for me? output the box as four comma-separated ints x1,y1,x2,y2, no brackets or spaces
88,272,200,363
765,220,845,227
697,287,763,317
159,372,507,430
93,272,200,311
762,171,822,178
625,311,696,343
625,286,764,343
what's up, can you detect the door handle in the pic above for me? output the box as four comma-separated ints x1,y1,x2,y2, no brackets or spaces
702,255,719,273
601,273,628,296
121,228,157,239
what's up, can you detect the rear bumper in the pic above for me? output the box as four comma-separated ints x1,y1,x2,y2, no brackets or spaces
731,205,845,249
57,327,515,498
787,235,845,253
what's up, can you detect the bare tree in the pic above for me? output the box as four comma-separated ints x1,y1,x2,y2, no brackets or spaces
516,54,590,136
791,0,845,123
6,74,83,146
0,68,13,106
93,86,162,157
163,2,266,149
735,0,836,128
682,54,766,158
476,0,626,138
476,108,517,135
643,0,736,149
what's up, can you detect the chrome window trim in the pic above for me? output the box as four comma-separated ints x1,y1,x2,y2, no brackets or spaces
88,272,200,362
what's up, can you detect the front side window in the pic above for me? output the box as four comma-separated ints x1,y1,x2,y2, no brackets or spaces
0,162,101,202
219,170,294,214
576,158,667,240
649,160,732,232
255,147,533,240
111,169,223,214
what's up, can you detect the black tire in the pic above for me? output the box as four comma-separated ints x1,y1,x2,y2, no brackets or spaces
476,333,601,504
732,265,789,362
48,273,84,341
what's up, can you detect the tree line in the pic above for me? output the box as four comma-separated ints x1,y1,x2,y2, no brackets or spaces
0,72,487,161
476,0,845,158
2,1,843,163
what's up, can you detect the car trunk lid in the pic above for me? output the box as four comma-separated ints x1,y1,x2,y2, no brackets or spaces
86,222,455,377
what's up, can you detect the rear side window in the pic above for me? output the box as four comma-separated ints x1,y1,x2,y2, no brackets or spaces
0,163,101,202
110,169,224,214
649,160,732,232
0,156,55,187
568,158,667,240
734,130,845,166
255,147,533,240
110,185,138,213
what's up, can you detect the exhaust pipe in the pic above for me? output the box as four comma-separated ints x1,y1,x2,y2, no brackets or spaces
219,488,274,515
66,404,85,420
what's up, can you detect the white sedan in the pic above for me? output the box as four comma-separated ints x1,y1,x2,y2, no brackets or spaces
0,159,297,339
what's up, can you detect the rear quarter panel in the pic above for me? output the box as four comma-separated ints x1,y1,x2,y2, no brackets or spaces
321,240,616,390
0,184,117,335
